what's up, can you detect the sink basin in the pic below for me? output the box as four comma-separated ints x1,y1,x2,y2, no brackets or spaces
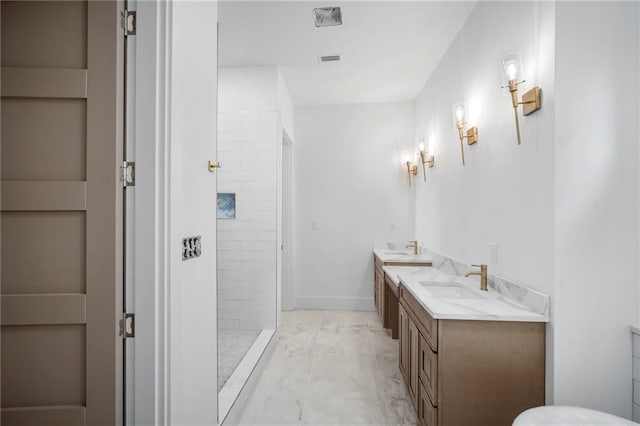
419,282,486,299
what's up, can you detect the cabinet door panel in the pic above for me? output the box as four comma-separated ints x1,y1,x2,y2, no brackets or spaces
418,383,438,426
374,268,379,309
398,303,408,384
419,335,438,406
408,316,419,408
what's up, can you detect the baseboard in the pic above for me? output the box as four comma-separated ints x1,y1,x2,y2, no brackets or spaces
295,296,375,312
221,328,280,425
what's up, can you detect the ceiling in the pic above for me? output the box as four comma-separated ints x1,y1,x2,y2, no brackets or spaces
218,1,477,106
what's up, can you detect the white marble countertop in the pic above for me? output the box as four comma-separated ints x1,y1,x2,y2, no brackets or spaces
513,406,637,425
398,270,550,323
373,248,433,264
382,265,437,286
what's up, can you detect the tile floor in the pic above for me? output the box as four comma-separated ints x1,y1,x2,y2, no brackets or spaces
237,310,417,425
218,329,261,392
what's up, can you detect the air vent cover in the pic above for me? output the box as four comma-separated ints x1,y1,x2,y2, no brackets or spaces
314,7,342,27
319,54,342,63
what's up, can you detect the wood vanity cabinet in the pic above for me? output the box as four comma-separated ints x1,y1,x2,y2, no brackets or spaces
374,258,385,321
373,253,431,338
385,274,399,339
398,284,545,426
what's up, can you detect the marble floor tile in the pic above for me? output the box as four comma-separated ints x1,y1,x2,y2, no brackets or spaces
237,310,417,426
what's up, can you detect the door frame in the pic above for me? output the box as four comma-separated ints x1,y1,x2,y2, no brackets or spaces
281,130,295,311
127,1,219,424
127,1,172,424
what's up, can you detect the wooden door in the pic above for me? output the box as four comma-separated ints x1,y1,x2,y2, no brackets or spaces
1,1,124,425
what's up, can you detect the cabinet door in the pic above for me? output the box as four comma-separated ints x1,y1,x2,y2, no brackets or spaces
374,268,379,309
419,335,438,406
398,303,409,384
378,273,385,322
418,383,438,426
408,316,419,407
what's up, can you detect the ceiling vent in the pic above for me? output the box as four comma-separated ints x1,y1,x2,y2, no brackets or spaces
319,54,342,63
313,7,342,27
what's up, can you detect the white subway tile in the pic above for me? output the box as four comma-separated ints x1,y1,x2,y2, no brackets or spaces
218,319,240,330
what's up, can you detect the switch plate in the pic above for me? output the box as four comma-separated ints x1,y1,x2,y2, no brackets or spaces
182,236,202,260
391,222,397,231
311,221,319,231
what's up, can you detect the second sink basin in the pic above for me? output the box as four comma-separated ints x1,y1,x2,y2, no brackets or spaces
420,282,486,299
383,250,410,255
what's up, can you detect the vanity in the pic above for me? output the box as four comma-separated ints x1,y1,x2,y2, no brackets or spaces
373,244,432,338
397,269,549,426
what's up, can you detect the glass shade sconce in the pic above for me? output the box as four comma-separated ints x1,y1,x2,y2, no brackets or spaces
403,154,418,187
501,52,542,145
417,141,435,182
452,101,478,166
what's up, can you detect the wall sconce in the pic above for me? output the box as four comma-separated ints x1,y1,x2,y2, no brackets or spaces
452,101,478,166
417,141,435,182
403,155,418,187
501,53,542,145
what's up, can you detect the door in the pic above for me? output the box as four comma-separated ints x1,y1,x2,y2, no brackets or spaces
1,2,124,425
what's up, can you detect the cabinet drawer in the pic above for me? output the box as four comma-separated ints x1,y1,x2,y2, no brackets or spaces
419,335,438,406
400,284,438,352
418,382,437,426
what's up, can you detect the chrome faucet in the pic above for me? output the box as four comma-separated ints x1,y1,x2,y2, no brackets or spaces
406,240,419,255
465,264,488,291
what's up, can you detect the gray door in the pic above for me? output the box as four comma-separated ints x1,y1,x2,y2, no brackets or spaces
1,1,124,425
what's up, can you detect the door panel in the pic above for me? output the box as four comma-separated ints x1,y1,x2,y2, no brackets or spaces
2,98,87,180
1,1,124,425
399,302,408,382
409,316,419,408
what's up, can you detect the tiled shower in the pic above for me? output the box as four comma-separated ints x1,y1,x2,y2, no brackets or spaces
216,110,279,420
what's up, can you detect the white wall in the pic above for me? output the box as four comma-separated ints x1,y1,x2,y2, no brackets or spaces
217,66,295,329
554,2,639,418
217,111,278,331
169,1,218,424
413,0,640,418
278,69,295,140
412,0,556,401
219,66,279,112
413,0,555,301
219,66,294,139
294,102,415,311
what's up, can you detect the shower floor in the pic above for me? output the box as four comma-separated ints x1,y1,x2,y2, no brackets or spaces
218,329,261,392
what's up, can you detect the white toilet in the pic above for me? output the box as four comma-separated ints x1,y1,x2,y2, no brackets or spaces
514,406,638,425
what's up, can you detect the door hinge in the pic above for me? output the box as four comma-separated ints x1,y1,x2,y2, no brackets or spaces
120,161,135,187
119,313,135,338
122,10,136,36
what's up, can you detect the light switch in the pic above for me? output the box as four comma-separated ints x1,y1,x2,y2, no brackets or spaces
311,221,319,231
391,222,397,231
